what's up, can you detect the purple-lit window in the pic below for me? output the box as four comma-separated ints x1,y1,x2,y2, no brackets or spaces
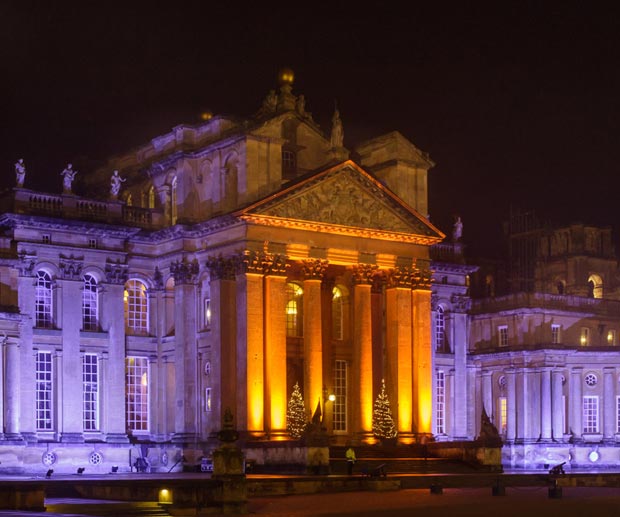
583,396,599,434
435,306,446,351
82,354,99,431
82,274,98,331
436,370,445,434
498,325,508,347
35,271,53,328
551,324,561,344
126,356,149,432
36,351,53,431
124,280,149,335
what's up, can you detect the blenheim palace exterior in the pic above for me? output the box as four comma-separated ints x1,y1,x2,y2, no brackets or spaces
2,71,620,473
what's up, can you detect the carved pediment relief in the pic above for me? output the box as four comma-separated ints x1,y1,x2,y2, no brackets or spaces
241,162,442,242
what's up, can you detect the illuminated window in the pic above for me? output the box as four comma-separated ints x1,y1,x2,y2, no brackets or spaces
498,397,507,435
82,274,98,331
587,274,603,299
36,351,53,431
148,186,155,209
286,283,303,337
333,360,347,432
282,149,296,176
205,387,212,412
83,354,99,431
124,280,148,334
126,356,149,432
498,325,508,347
203,298,211,329
551,324,561,344
332,286,344,340
435,306,446,351
125,193,133,206
583,396,599,434
608,330,617,345
436,370,445,434
35,271,53,328
580,327,590,346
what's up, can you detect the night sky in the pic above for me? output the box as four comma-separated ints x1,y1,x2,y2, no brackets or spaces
4,2,620,257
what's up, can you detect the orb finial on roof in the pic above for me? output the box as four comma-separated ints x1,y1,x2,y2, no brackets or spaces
278,67,294,86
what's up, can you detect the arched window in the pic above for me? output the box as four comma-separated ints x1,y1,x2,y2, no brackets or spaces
332,285,346,340
286,282,303,337
82,274,99,331
35,270,53,328
435,305,445,351
124,279,149,334
170,177,178,225
588,274,603,299
556,280,565,295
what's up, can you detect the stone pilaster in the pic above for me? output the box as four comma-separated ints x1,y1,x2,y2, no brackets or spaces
541,368,552,441
570,367,583,441
551,370,564,441
603,367,615,442
506,368,516,442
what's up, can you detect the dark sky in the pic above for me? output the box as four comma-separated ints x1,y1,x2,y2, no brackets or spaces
3,2,620,257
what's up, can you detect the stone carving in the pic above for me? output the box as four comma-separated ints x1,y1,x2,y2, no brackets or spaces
301,259,328,280
110,170,126,198
263,169,415,234
476,407,502,447
59,254,84,280
330,108,344,148
237,250,265,275
261,90,278,114
15,158,26,187
104,259,128,284
206,256,237,281
296,94,306,116
351,264,378,285
61,164,77,194
170,258,199,285
152,267,164,290
451,293,470,312
412,262,433,290
453,216,463,242
17,251,36,277
264,253,289,276
386,266,413,288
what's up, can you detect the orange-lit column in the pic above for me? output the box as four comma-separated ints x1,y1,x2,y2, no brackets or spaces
412,262,433,438
236,251,265,436
264,254,289,438
385,267,414,443
302,259,328,419
352,264,377,441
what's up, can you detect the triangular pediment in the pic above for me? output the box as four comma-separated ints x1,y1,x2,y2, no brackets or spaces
238,161,444,244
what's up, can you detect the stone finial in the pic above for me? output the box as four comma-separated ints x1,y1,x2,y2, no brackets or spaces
330,107,344,149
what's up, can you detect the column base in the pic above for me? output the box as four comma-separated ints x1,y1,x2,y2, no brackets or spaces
60,433,84,443
354,431,377,445
171,433,198,444
105,433,130,444
2,433,23,443
266,429,289,441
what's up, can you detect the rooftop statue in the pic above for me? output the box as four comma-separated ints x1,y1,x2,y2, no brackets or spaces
453,216,463,242
110,170,126,198
330,108,344,148
61,163,77,194
15,158,26,187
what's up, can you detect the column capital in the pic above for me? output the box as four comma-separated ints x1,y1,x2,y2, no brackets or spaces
385,266,412,288
412,261,433,290
59,254,84,280
351,264,377,285
206,255,236,280
301,258,328,280
17,251,37,277
104,259,129,285
170,257,199,285
264,253,289,276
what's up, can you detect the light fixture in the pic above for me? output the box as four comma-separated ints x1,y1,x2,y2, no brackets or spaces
45,469,53,478
328,394,336,402
77,467,85,475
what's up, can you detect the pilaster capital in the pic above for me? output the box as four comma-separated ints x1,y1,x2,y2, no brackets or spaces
451,294,470,312
104,259,128,285
59,254,84,280
351,264,377,285
17,251,36,277
152,267,164,290
170,258,199,285
412,261,433,290
206,255,237,281
264,253,289,276
301,259,328,281
236,250,266,275
385,266,412,288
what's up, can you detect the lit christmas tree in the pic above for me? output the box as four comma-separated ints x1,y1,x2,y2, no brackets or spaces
372,379,398,440
286,382,307,438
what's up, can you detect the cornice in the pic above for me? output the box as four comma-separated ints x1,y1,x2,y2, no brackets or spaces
0,214,141,239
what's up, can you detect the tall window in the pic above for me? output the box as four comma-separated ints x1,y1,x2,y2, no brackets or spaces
148,186,155,208
498,397,507,434
286,283,303,337
333,360,348,432
583,396,599,434
126,356,149,432
282,149,297,177
332,286,344,340
608,330,617,345
436,370,445,434
580,327,590,346
498,325,508,347
435,306,445,351
124,279,148,334
551,324,561,344
204,298,212,329
82,274,98,331
35,270,53,328
83,354,99,431
36,351,53,431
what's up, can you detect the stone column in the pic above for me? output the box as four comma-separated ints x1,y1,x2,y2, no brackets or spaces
447,369,455,438
206,256,237,436
264,254,288,438
570,367,583,440
170,258,199,442
4,338,21,440
551,370,564,441
101,261,129,442
541,368,552,441
451,306,469,439
412,262,433,438
603,367,615,442
302,259,328,421
506,368,516,442
149,270,166,440
236,251,265,436
482,370,493,421
58,259,84,442
385,267,413,442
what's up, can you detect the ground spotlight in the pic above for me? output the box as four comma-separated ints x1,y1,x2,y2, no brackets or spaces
77,467,85,474
45,469,53,478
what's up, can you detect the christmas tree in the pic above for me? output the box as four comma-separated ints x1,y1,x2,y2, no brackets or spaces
372,379,398,440
286,382,307,438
